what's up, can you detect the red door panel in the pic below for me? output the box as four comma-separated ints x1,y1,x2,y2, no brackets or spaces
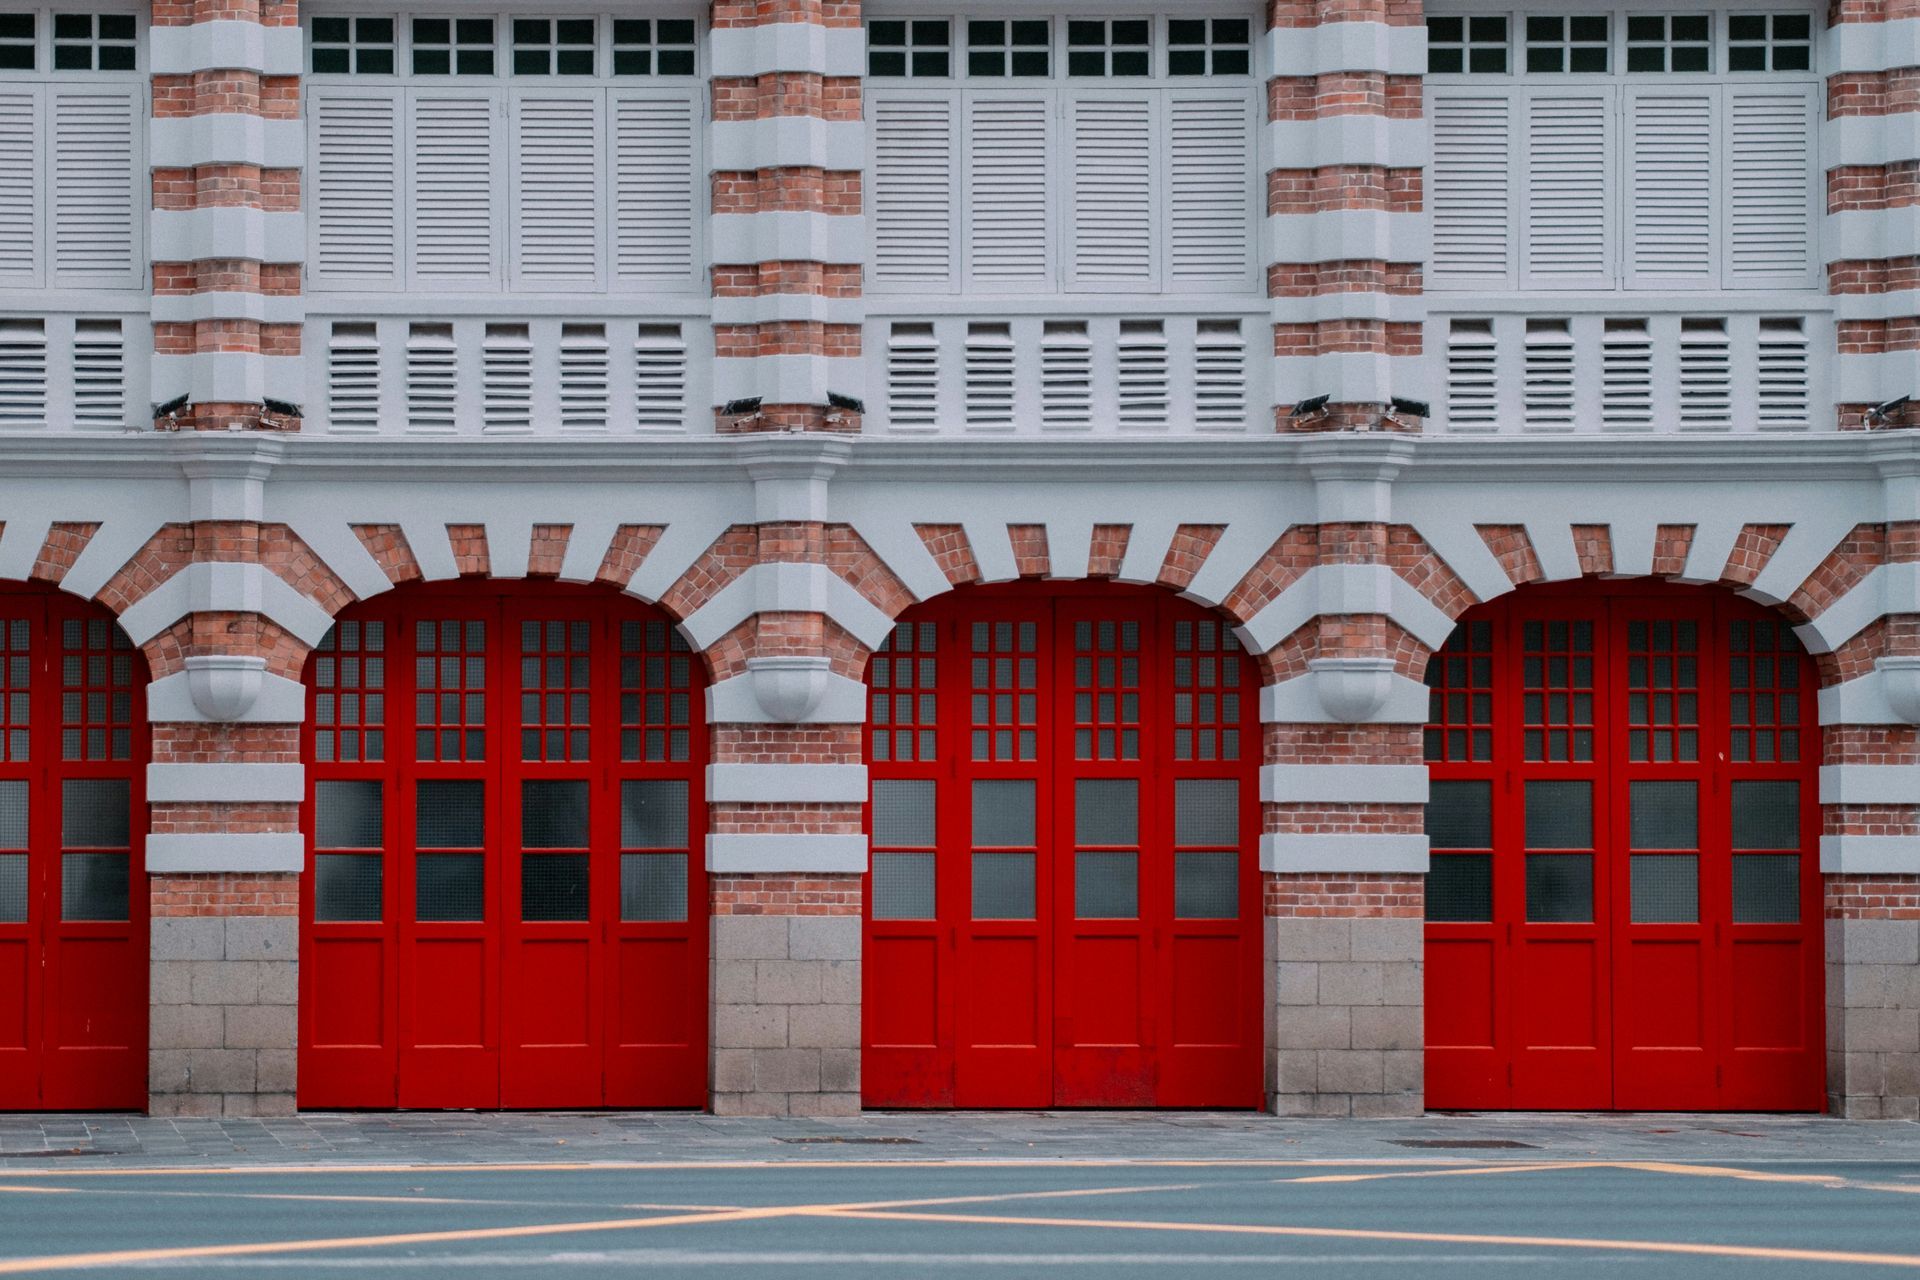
1425,584,1822,1112
863,586,1261,1110
0,593,147,1112
301,584,706,1110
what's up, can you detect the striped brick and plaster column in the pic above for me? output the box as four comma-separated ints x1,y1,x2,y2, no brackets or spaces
709,0,864,434
148,0,303,432
1233,446,1451,1115
1828,2,1920,431
1265,0,1426,433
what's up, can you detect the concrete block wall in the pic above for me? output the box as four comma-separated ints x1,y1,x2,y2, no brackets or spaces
1827,884,1920,1119
1269,897,1424,1116
711,901,862,1116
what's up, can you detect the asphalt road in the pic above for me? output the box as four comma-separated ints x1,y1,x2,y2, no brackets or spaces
3,1150,1920,1276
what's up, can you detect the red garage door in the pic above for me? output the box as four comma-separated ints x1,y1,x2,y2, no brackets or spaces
299,584,706,1109
863,585,1261,1109
1425,584,1823,1110
0,590,148,1110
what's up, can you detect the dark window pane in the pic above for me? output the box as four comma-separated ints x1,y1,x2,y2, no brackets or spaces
1627,46,1664,72
1733,854,1800,923
659,17,693,43
317,780,382,848
315,854,382,922
1526,46,1563,72
873,779,935,847
614,780,683,849
1068,19,1102,45
556,18,592,43
1728,46,1766,70
1428,854,1493,922
417,779,484,848
1175,851,1238,918
1527,15,1561,39
0,45,33,69
414,18,449,42
513,18,545,41
1215,18,1250,42
1568,45,1608,72
1630,780,1697,848
1176,778,1237,846
1169,18,1207,43
1212,48,1249,74
913,49,948,75
969,49,1002,75
1526,853,1593,922
1732,780,1799,850
62,778,128,848
1468,46,1507,72
1076,778,1137,845
1671,46,1708,72
1570,15,1608,41
1776,14,1811,38
621,852,686,921
457,18,493,41
1627,15,1663,40
52,44,90,70
1631,854,1698,923
660,49,698,75
416,853,484,921
62,853,127,921
869,19,905,44
357,47,394,74
1068,50,1104,76
1011,20,1047,44
613,18,648,42
868,49,905,75
1773,45,1809,70
0,853,23,922
1112,19,1148,43
1111,49,1148,75
973,779,1034,847
1427,779,1492,849
1011,50,1048,75
614,49,650,74
1075,850,1137,918
972,851,1034,919
0,779,24,848
413,48,450,74
513,48,548,74
1525,780,1592,848
1168,49,1206,75
522,853,589,921
1470,15,1507,39
360,18,393,42
1672,14,1709,40
1729,14,1767,39
96,41,133,69
912,19,948,44
53,13,88,38
556,49,593,74
522,779,588,848
458,48,493,74
0,13,34,38
1429,16,1463,40
873,851,935,919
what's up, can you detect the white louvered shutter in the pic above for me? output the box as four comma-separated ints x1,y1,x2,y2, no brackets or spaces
1624,86,1715,290
1067,91,1156,290
962,91,1051,290
869,93,957,291
611,91,698,290
0,87,41,287
1165,90,1255,289
510,90,602,289
50,86,139,290
1428,89,1515,289
1723,83,1817,290
407,90,501,289
1520,87,1613,291
308,88,401,290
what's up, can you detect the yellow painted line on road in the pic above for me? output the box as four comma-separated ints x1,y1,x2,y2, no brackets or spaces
820,1207,1920,1268
0,1157,1441,1179
1285,1162,1604,1184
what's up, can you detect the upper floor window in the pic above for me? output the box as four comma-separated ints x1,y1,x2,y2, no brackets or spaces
867,18,951,76
1167,18,1252,74
305,11,703,295
1066,18,1151,75
868,13,1253,79
1425,6,1819,294
966,19,1048,76
0,8,138,73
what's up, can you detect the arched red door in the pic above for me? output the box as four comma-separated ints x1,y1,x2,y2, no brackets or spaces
0,586,148,1110
299,582,706,1108
863,584,1262,1109
1424,583,1823,1110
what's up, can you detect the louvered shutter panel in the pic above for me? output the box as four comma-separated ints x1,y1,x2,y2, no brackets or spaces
50,86,139,290
962,91,1051,289
1428,89,1514,288
1067,91,1156,290
1723,83,1817,290
611,91,698,290
1624,86,1716,290
869,92,957,291
407,90,501,289
309,88,401,290
1165,90,1255,289
1520,87,1613,291
0,87,41,287
510,90,602,289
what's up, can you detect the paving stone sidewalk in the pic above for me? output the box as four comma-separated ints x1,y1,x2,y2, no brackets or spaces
0,1110,1916,1168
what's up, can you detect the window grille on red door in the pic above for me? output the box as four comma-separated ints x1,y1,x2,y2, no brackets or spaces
300,583,705,1109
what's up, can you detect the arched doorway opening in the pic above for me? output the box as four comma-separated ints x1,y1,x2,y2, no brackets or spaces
1424,581,1823,1110
862,582,1262,1108
0,583,148,1110
298,581,706,1109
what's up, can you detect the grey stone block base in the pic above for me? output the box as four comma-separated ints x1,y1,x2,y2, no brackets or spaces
711,914,861,1117
1269,916,1423,1117
149,915,297,1118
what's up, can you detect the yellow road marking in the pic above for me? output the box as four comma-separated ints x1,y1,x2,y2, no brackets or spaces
1286,1162,1605,1184
0,1158,1436,1178
822,1207,1920,1268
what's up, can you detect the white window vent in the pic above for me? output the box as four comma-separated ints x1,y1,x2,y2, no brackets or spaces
70,318,122,430
1040,321,1092,430
886,322,938,429
1522,318,1574,431
327,322,380,433
406,322,458,433
1115,319,1168,428
1445,319,1498,431
1755,316,1809,429
481,323,532,433
0,318,47,427
964,321,1014,429
1600,318,1653,431
633,323,686,431
1677,316,1732,429
558,322,609,432
1193,318,1247,430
